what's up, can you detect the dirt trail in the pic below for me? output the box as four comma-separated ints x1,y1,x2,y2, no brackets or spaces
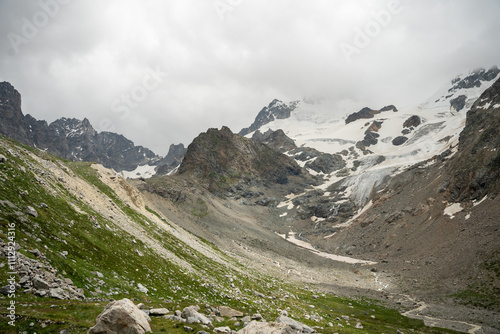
403,300,482,334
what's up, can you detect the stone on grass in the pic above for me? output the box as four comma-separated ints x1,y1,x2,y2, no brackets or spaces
137,283,148,294
275,315,315,334
181,306,211,325
33,276,50,290
219,306,244,318
237,321,294,334
87,298,151,334
49,287,67,300
25,206,38,217
149,308,169,316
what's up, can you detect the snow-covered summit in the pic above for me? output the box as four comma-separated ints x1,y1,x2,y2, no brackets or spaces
239,99,300,136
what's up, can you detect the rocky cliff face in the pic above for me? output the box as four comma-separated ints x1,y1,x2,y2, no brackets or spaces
178,126,315,196
154,143,187,175
0,82,161,171
444,76,500,201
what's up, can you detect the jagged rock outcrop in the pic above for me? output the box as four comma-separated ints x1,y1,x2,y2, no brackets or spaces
403,115,421,128
251,129,297,153
355,120,384,153
449,66,500,92
450,95,467,112
155,143,187,175
345,105,397,124
178,126,309,195
290,147,345,175
444,77,500,201
0,82,160,171
239,99,299,136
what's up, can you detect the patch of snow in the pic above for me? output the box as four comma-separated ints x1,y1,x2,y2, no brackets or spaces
477,102,491,109
473,195,488,207
277,232,377,265
444,203,463,219
119,164,157,179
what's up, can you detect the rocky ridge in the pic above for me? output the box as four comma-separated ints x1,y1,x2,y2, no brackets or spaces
0,82,162,172
345,105,398,124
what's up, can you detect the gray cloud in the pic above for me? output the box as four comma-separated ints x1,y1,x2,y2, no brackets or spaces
1,0,499,155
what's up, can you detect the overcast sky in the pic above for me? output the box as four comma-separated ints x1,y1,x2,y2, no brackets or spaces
1,0,499,155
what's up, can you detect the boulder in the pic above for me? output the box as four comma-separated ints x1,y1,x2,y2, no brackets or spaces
25,206,38,218
149,308,169,316
275,315,315,333
237,321,294,334
137,283,148,294
33,276,50,290
0,154,7,163
0,285,12,295
19,275,30,286
87,298,151,334
219,306,244,318
49,287,67,300
181,306,211,325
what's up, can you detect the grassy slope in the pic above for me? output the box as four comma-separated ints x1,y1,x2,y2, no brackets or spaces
0,136,457,333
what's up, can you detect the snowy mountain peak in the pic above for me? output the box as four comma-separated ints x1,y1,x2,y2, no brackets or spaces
420,66,500,112
239,67,500,210
239,99,300,136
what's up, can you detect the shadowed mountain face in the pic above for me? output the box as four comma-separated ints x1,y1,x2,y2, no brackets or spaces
0,82,160,171
444,76,500,202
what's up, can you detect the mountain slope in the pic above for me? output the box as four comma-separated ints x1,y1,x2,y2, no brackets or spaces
0,135,462,334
